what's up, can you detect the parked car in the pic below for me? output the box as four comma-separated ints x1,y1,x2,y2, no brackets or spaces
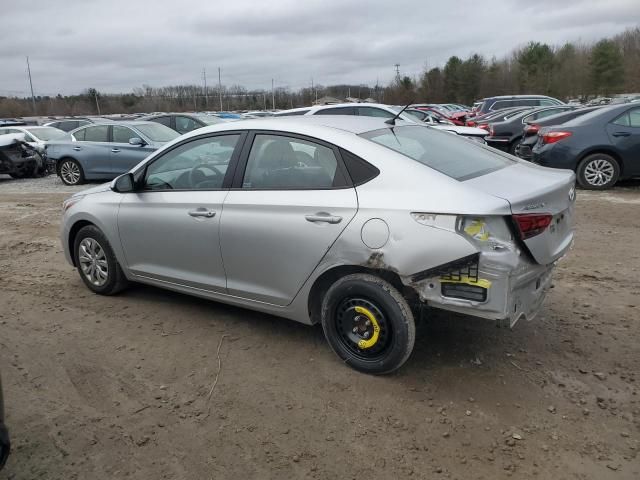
466,107,534,127
277,104,487,142
403,109,487,142
412,106,466,125
0,125,66,153
44,117,112,132
0,375,9,470
532,104,640,189
0,133,48,178
473,95,564,116
515,107,602,161
47,121,179,185
0,119,26,127
141,113,225,135
60,116,575,374
484,106,578,153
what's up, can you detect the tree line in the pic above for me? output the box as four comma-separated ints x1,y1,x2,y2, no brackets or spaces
1,27,638,118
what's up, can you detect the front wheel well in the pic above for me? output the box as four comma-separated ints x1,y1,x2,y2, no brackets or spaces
67,220,96,266
307,265,418,324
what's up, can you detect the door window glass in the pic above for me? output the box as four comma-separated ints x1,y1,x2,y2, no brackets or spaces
144,134,240,190
617,108,640,127
357,107,394,118
314,107,355,115
82,125,109,142
150,116,171,127
175,116,201,134
112,126,138,143
242,134,345,189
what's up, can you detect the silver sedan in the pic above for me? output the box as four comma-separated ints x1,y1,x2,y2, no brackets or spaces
60,116,575,374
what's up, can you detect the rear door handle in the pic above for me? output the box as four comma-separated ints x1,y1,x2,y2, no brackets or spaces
111,148,121,153
305,213,342,224
72,146,81,151
612,132,631,137
188,208,216,218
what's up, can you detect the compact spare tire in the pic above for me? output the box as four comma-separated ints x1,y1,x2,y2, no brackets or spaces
321,273,415,374
576,153,619,190
73,225,128,295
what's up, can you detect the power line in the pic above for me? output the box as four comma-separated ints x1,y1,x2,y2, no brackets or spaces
26,57,36,114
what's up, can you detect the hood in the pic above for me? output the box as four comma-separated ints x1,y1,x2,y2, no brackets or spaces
75,182,112,197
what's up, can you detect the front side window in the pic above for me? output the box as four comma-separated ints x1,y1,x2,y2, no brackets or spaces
144,134,240,190
175,116,201,134
360,125,514,181
242,134,346,189
80,125,109,142
112,126,138,143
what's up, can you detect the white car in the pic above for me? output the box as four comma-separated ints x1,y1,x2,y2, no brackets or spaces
0,125,66,153
275,103,488,142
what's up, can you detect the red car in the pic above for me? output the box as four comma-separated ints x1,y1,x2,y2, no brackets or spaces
413,107,466,125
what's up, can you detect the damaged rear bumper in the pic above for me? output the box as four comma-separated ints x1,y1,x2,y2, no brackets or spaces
412,253,555,328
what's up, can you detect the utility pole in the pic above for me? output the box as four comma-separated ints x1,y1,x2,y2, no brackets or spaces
310,77,314,105
218,67,223,112
26,56,36,115
394,63,401,80
202,68,208,110
271,78,275,110
94,91,101,115
263,92,266,110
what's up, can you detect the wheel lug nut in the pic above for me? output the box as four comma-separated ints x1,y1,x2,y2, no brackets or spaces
365,320,371,327
352,327,358,333
363,332,370,339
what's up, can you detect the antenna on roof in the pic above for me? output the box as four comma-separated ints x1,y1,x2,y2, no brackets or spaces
385,100,413,126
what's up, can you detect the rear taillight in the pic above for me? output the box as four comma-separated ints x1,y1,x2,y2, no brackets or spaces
478,123,489,131
513,213,552,239
488,125,495,136
467,121,476,127
525,124,539,134
541,131,572,145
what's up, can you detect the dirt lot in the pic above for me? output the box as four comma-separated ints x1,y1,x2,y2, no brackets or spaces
0,174,639,479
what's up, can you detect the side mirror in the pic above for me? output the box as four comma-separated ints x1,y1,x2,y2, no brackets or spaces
112,173,135,193
129,137,146,146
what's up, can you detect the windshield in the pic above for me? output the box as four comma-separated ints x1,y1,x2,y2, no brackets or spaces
135,123,180,142
360,125,514,181
193,114,224,125
26,127,67,141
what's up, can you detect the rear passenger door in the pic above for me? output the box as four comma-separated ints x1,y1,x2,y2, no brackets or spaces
71,125,111,176
220,132,357,305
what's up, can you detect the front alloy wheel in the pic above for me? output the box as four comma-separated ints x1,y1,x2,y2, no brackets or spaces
78,237,109,287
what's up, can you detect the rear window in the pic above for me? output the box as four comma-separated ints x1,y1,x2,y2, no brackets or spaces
359,125,514,181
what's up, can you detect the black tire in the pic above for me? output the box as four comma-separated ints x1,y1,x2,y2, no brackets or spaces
320,273,415,374
576,153,620,190
59,158,85,186
73,225,129,295
8,164,35,179
508,140,519,156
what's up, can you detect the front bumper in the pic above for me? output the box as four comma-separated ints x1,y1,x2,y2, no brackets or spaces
415,254,555,328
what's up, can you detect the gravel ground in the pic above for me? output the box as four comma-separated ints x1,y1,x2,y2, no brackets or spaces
0,175,639,479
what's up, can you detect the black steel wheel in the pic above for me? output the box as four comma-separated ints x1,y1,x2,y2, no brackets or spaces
321,273,415,374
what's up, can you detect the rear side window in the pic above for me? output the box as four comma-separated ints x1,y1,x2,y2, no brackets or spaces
340,149,380,185
360,125,514,181
314,107,355,115
357,107,394,118
612,108,640,127
276,110,309,116
72,128,85,141
82,125,109,142
242,134,348,189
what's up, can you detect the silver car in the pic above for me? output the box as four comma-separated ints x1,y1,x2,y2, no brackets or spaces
60,116,575,374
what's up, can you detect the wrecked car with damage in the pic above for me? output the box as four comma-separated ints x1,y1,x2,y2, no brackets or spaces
60,116,575,374
0,133,49,178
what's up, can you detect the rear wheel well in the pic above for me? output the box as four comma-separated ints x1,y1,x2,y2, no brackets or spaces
307,265,418,324
68,220,96,266
578,150,624,175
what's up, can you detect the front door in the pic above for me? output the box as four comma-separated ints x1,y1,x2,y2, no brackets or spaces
220,132,357,306
110,125,155,176
117,132,244,292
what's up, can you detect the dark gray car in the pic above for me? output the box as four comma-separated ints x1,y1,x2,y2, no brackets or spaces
46,121,179,185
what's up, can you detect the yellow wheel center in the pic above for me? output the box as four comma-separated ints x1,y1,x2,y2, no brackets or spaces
354,306,380,349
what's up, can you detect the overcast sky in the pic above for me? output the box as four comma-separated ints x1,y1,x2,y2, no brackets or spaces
2,0,638,96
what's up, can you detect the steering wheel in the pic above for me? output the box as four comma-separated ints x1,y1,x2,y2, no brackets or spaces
189,163,223,188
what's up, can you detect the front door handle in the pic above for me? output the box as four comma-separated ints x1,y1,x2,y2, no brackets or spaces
612,132,631,137
188,208,216,218
72,146,81,151
305,213,342,224
111,148,121,153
